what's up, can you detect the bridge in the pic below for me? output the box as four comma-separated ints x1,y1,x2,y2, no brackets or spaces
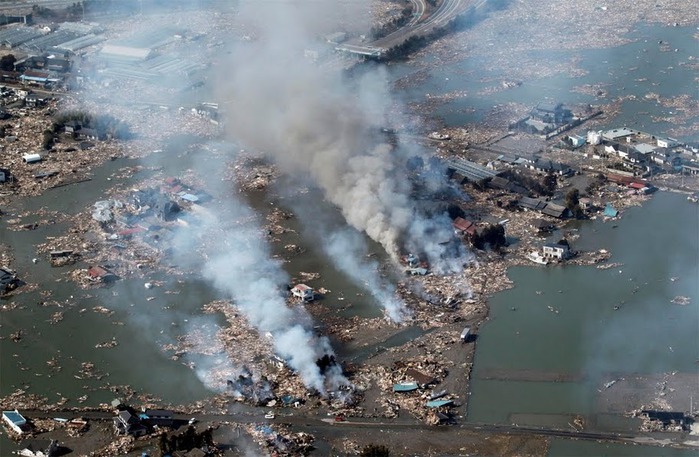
336,0,489,58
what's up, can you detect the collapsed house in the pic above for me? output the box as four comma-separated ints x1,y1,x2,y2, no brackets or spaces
226,370,274,406
0,268,21,294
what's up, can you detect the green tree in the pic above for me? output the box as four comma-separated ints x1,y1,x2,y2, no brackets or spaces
0,54,16,71
482,223,507,249
565,188,584,219
542,172,557,195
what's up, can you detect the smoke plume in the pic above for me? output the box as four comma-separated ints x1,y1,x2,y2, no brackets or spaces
194,199,347,393
216,2,471,273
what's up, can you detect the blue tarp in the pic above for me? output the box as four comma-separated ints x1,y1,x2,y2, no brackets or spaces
426,399,454,408
393,382,419,392
604,204,618,217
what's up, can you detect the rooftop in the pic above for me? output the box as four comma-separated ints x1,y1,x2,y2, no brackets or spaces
602,127,636,140
3,410,27,425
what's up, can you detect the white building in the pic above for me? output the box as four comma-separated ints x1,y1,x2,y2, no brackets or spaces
542,243,571,261
291,284,314,301
2,409,28,434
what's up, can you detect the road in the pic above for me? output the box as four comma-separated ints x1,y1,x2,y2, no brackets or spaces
19,408,699,450
336,0,487,57
0,0,77,12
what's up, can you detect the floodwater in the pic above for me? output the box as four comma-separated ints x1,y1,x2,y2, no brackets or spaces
1,13,697,455
388,23,699,141
467,191,699,430
0,146,395,407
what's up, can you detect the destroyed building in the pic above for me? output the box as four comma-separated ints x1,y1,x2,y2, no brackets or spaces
0,267,21,294
113,410,148,437
226,371,275,406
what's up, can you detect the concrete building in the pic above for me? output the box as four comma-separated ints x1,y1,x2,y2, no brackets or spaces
602,127,637,141
542,243,570,261
3,409,28,434
291,284,314,301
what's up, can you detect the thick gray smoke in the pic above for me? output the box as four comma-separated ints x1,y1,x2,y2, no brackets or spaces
324,228,408,321
193,201,347,393
216,2,471,273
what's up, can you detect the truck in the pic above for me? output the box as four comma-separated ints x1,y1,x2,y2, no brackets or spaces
460,327,471,343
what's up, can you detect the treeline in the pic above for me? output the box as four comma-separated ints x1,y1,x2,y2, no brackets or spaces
53,111,133,140
382,0,513,61
369,5,413,40
40,111,132,149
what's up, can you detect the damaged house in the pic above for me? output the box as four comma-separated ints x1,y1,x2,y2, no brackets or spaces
1,267,20,294
17,439,59,457
518,197,570,219
87,265,117,283
113,410,148,437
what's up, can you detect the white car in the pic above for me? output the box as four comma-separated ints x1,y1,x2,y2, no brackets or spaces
264,411,275,419
188,418,197,425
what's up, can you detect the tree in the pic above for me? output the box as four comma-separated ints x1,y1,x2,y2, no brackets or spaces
42,130,55,150
565,188,579,209
482,223,507,250
565,188,584,219
0,54,16,71
360,444,390,457
542,172,557,195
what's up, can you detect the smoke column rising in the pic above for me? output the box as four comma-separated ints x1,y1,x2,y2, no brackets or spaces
324,227,408,321
195,200,346,392
216,2,472,273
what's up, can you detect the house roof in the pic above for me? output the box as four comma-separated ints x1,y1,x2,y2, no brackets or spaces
3,410,27,425
488,176,528,194
541,203,568,218
143,409,173,418
405,368,436,386
292,284,312,292
635,143,656,155
519,197,547,211
604,204,619,217
532,219,554,229
118,410,138,425
533,158,570,173
87,265,113,278
602,127,636,140
543,243,568,250
535,101,563,113
446,157,498,181
452,217,474,233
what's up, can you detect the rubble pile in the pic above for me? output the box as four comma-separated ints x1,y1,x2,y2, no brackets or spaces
88,435,134,457
349,329,463,423
228,154,281,191
246,423,315,456
0,389,50,411
0,100,129,198
166,300,313,403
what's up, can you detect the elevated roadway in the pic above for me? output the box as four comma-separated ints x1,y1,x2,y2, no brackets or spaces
336,0,488,58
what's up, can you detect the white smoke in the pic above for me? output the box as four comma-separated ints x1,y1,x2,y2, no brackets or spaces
197,202,347,393
216,2,471,273
324,228,409,321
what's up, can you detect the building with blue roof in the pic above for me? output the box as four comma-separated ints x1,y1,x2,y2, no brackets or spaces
3,409,28,434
